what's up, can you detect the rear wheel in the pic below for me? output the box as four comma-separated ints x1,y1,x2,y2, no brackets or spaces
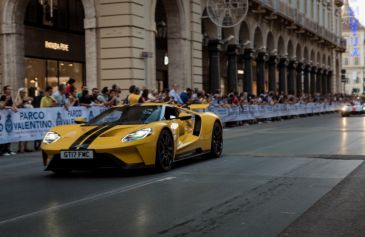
206,121,223,158
155,129,174,172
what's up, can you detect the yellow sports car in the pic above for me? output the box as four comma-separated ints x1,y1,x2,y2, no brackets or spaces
41,103,223,173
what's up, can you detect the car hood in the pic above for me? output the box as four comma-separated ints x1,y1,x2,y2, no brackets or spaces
47,124,147,149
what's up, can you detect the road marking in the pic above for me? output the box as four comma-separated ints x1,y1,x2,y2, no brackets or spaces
0,176,176,226
280,211,296,215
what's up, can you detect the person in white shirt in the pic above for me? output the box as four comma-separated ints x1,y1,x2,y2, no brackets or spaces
169,83,183,104
52,84,68,108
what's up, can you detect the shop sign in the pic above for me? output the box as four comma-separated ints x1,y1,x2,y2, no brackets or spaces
45,41,69,52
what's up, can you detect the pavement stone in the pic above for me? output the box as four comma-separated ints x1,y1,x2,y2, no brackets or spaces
279,161,365,237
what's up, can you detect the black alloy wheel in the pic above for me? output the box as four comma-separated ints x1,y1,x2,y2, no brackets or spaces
208,121,223,158
156,129,174,172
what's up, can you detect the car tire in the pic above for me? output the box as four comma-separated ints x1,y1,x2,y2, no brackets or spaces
206,121,223,158
155,129,174,172
341,113,348,117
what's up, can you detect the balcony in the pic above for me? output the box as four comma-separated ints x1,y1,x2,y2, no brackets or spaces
252,0,346,51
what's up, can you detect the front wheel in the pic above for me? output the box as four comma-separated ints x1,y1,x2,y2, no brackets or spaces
155,129,174,172
206,121,223,158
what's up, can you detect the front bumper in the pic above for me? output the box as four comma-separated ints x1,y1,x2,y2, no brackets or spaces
43,151,153,171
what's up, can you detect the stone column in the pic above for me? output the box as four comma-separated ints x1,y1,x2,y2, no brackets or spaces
310,66,317,95
316,68,323,94
208,39,222,94
268,55,278,93
296,63,304,95
243,48,254,94
287,60,297,95
84,17,98,89
278,57,288,94
1,23,25,91
226,44,240,93
303,65,311,94
256,51,268,95
322,69,328,95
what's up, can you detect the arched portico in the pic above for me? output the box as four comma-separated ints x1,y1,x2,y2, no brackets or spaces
153,0,188,90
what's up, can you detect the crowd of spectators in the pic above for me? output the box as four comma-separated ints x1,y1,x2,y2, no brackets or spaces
0,78,360,156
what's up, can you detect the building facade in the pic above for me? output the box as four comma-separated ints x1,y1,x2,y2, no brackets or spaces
342,0,365,95
0,0,345,96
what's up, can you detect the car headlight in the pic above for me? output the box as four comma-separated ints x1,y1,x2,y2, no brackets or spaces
43,131,61,144
342,107,347,111
122,128,152,142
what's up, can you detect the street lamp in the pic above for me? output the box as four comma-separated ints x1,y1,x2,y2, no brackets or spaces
164,53,169,66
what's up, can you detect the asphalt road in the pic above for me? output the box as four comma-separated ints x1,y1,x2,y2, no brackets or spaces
0,113,365,237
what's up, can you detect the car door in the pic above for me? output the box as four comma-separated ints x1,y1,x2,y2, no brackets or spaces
174,108,202,155
163,106,201,156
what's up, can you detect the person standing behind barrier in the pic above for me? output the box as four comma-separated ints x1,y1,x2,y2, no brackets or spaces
32,90,44,151
89,88,102,105
15,88,33,153
108,89,118,106
0,85,17,156
52,84,67,108
122,85,136,105
180,88,192,104
97,87,115,107
140,89,149,103
128,87,141,105
169,83,183,104
79,87,92,107
32,90,44,108
40,86,56,108
111,84,122,105
66,87,80,107
65,78,76,98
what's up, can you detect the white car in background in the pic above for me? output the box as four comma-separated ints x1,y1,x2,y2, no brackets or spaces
340,101,365,117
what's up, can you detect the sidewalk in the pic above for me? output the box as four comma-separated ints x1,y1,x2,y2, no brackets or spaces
279,160,365,237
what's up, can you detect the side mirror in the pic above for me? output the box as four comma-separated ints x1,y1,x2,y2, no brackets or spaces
74,117,86,124
178,113,192,121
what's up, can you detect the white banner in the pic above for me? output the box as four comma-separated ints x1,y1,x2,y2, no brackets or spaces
208,103,342,123
0,106,107,144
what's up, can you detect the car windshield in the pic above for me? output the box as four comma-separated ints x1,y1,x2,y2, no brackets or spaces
87,106,162,126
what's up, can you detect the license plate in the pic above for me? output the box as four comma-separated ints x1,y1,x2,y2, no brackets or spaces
60,150,94,159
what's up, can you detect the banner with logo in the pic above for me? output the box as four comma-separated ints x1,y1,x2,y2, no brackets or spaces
0,106,106,144
208,103,342,123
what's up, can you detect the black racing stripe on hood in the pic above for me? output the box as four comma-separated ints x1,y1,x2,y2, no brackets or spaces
69,126,106,150
80,125,116,149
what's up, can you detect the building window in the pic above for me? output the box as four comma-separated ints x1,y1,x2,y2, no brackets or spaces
354,57,359,65
344,57,349,65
